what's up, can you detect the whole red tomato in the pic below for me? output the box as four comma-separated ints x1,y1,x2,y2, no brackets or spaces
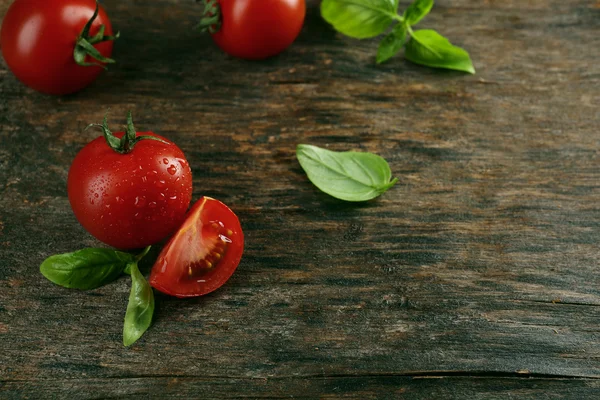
150,196,244,298
68,113,193,249
0,0,117,95
199,0,306,60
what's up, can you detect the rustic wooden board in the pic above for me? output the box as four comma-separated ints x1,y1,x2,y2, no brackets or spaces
1,0,599,398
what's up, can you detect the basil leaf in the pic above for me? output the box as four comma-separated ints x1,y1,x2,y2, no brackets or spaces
40,248,134,290
405,29,475,74
403,0,434,26
377,22,407,64
297,144,397,202
321,0,398,39
123,262,154,347
123,246,151,276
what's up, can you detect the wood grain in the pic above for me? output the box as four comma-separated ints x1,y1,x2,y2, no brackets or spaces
1,0,599,398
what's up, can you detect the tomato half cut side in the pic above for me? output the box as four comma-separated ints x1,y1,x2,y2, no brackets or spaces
149,196,244,298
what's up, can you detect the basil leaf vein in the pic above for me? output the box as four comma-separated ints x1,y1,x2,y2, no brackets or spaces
297,144,397,202
123,262,154,347
40,248,134,290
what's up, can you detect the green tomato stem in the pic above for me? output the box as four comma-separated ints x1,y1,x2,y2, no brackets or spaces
73,0,119,68
195,0,222,34
86,111,168,155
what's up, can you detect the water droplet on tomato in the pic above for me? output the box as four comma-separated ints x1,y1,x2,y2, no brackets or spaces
219,234,232,244
90,199,94,205
167,165,177,175
116,196,125,204
94,193,99,198
156,180,166,188
141,176,147,183
134,196,146,208
163,158,169,164
134,213,142,220
168,195,177,202
148,201,157,208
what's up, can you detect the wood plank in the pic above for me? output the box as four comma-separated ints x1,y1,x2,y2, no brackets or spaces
2,377,600,399
1,0,599,398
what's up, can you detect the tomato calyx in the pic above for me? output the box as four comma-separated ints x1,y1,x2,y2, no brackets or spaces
86,111,168,155
195,0,222,34
73,0,120,68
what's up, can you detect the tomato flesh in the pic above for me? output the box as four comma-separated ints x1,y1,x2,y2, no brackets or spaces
0,0,114,95
150,197,244,298
211,0,306,60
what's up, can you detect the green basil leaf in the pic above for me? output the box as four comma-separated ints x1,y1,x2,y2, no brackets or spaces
321,0,398,39
297,144,398,202
405,29,475,74
40,248,134,290
123,262,154,347
123,246,151,276
403,0,434,26
377,22,408,64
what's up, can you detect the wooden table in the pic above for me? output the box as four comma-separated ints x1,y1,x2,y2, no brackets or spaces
1,0,599,398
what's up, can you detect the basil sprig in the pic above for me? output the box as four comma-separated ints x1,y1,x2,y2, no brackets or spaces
40,246,154,346
321,0,475,73
297,144,397,202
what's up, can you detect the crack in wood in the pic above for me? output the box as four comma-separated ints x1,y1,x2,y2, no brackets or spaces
3,371,600,383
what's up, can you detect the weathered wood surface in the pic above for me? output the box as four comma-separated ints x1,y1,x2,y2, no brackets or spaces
1,0,599,398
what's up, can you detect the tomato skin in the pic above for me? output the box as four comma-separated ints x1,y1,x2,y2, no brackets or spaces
67,133,193,250
0,0,114,95
150,197,244,298
211,0,305,60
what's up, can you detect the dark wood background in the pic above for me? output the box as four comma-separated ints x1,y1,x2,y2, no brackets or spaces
1,0,599,398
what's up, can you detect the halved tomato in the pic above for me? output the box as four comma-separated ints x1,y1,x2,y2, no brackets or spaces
149,196,244,298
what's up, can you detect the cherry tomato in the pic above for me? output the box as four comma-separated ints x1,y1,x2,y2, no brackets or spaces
0,0,116,95
203,0,306,60
150,196,244,298
68,114,193,249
